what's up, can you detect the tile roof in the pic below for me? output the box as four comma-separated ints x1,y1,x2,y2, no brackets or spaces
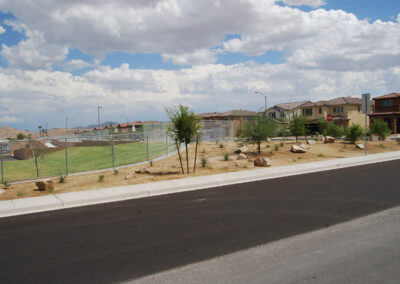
275,101,311,111
373,93,400,99
302,97,363,107
197,110,257,118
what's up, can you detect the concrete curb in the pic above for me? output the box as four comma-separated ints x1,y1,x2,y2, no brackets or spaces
1,151,400,218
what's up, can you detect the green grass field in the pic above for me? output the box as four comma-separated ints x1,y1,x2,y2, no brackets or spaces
3,142,174,181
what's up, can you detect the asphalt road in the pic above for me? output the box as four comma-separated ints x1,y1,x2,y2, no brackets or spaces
0,160,399,283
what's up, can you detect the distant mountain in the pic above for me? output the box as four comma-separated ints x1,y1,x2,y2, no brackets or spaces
76,121,119,129
0,126,38,140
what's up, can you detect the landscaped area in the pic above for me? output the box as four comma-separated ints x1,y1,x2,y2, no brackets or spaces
2,142,170,181
1,139,399,201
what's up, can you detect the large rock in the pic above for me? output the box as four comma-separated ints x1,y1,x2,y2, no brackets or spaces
266,138,272,142
254,157,271,167
35,180,54,191
324,136,335,143
356,143,365,149
237,153,247,160
235,146,248,154
307,139,316,145
299,144,310,150
291,145,306,153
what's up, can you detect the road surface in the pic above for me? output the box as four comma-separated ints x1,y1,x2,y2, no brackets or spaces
0,160,399,283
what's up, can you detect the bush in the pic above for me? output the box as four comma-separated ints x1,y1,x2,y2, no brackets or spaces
201,158,207,168
3,180,10,189
98,175,105,182
274,145,279,151
59,175,66,183
345,124,363,144
317,118,328,135
324,123,345,138
113,169,119,175
369,119,391,141
223,152,229,161
288,115,306,142
219,144,224,148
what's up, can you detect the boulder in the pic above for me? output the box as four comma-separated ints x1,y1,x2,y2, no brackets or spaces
299,144,310,150
254,157,271,167
237,153,247,160
356,143,364,149
307,139,316,145
266,138,272,142
235,146,248,154
135,169,150,174
46,180,54,191
324,136,335,143
125,173,134,180
291,145,306,153
35,180,54,191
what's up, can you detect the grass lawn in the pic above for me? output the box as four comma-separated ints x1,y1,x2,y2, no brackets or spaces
3,142,171,181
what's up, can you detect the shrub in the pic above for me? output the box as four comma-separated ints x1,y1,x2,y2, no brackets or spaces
17,191,23,197
280,142,284,147
59,175,66,183
149,160,153,167
248,159,253,162
223,152,229,161
266,144,270,148
379,144,386,149
3,180,10,189
219,144,224,148
324,123,345,138
318,153,325,157
201,158,207,168
274,145,279,151
369,119,391,141
113,169,119,175
345,124,363,144
317,118,328,135
288,115,306,142
202,148,206,153
98,175,105,182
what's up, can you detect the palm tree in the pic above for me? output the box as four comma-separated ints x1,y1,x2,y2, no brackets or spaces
38,125,42,137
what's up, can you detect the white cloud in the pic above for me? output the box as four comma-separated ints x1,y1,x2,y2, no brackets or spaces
280,0,326,8
0,115,22,123
162,49,218,66
0,25,5,34
63,59,92,71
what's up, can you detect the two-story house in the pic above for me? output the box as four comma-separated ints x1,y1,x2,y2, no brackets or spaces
300,97,368,132
266,101,310,122
369,93,400,134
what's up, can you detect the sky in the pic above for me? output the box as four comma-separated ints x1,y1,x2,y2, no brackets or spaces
0,0,399,130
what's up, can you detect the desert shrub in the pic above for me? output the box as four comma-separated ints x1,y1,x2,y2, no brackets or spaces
17,191,23,197
149,160,153,167
223,152,229,161
59,175,66,183
280,142,284,147
369,119,391,141
324,123,345,138
3,180,10,189
345,124,363,144
317,118,328,135
274,145,279,151
288,115,306,142
98,175,105,182
219,144,224,148
201,158,207,168
113,169,119,175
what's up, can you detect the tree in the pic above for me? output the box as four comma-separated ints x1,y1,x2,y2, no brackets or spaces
241,113,277,153
317,118,328,135
28,143,48,177
38,125,42,137
324,123,344,138
345,124,363,144
288,115,305,142
16,133,26,140
166,105,201,174
369,119,391,141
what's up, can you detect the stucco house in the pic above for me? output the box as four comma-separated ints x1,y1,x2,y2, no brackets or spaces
369,92,400,134
266,101,310,122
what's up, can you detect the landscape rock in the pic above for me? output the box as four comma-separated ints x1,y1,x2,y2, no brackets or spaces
135,169,150,174
46,180,54,190
254,157,272,167
125,173,134,180
291,145,307,153
299,144,310,150
356,143,365,149
266,138,272,142
35,180,54,191
324,136,335,143
235,146,248,154
307,139,316,145
237,153,247,160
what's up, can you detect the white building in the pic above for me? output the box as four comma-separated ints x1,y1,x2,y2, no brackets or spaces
265,101,311,122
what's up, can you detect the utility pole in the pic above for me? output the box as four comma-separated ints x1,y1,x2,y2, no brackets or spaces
98,106,102,128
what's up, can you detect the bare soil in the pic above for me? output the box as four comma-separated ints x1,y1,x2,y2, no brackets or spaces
1,140,399,200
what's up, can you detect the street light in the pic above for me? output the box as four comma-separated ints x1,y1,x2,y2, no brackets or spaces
97,106,102,128
254,91,267,112
65,117,69,136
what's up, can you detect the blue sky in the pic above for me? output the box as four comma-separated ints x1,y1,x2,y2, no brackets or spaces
0,0,399,130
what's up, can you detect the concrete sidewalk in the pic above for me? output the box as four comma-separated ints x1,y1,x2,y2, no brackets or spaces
1,151,400,218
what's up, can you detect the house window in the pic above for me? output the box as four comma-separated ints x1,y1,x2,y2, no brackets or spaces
305,108,313,116
382,100,394,107
358,106,360,112
319,107,322,114
341,106,344,112
333,107,336,113
280,112,285,119
270,112,276,119
302,109,305,115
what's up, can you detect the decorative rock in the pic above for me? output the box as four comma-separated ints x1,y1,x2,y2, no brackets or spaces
239,146,248,153
234,149,241,154
125,173,134,180
237,153,247,160
35,181,53,191
46,180,54,191
135,169,150,174
291,145,306,153
299,144,310,150
356,144,364,149
254,157,271,167
266,138,272,142
307,139,316,145
324,136,335,143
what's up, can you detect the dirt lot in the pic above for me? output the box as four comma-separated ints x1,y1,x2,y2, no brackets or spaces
1,139,400,200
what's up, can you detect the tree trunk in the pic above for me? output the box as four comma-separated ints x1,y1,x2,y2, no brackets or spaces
175,140,184,174
193,136,199,173
185,142,190,174
258,142,261,154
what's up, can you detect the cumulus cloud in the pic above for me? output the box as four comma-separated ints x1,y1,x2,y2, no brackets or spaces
280,0,326,8
63,59,92,71
0,115,22,123
0,25,5,34
162,49,218,66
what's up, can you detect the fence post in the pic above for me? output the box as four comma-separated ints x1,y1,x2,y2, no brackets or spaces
65,138,69,176
146,133,149,161
0,143,4,184
111,138,115,169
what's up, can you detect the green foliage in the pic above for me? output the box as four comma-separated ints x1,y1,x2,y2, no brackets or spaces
324,123,345,138
288,115,306,142
240,113,277,154
274,145,279,151
379,144,386,149
59,175,66,183
280,142,284,147
223,152,229,161
219,144,224,148
3,180,10,189
98,175,105,182
202,148,206,153
318,153,325,157
201,157,207,168
317,118,328,135
265,144,270,148
16,133,26,140
345,124,363,144
113,169,119,175
149,160,153,167
369,119,391,141
17,191,24,197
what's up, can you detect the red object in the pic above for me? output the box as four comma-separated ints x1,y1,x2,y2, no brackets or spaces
327,114,332,122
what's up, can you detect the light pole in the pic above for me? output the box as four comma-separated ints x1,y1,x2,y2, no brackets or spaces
254,91,267,112
98,106,102,128
65,117,69,136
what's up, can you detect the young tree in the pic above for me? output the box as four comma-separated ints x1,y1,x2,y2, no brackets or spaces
317,118,328,135
38,125,42,137
288,115,306,142
324,123,345,138
241,113,277,153
16,133,26,140
369,119,391,140
345,124,363,144
28,143,48,177
166,105,201,174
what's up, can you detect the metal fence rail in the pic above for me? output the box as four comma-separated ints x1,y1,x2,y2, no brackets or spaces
0,121,234,183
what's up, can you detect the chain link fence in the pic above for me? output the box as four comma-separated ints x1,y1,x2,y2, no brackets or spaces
0,120,234,183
